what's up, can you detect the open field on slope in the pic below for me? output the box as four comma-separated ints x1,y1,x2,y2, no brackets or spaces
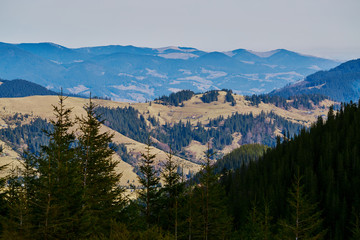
0,95,201,186
0,140,22,178
97,91,335,127
0,93,335,184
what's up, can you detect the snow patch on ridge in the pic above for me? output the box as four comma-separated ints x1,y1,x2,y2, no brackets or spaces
265,72,304,82
158,53,198,60
146,68,167,79
223,51,235,57
308,65,322,71
241,60,255,65
168,88,183,93
201,68,227,79
112,84,155,96
156,46,197,54
248,49,280,58
67,85,89,94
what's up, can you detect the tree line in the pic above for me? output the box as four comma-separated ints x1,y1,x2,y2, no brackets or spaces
219,101,360,239
245,93,328,110
1,95,359,239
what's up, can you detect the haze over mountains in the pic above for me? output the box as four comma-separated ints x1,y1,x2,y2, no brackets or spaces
0,42,339,102
271,58,360,102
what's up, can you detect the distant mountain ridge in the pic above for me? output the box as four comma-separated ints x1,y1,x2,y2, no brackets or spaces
271,58,360,102
0,42,340,101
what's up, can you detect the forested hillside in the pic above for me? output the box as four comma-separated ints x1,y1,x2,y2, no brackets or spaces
96,104,303,161
220,101,360,239
0,94,358,239
0,79,57,98
245,93,328,110
214,143,268,173
0,115,52,153
272,58,360,102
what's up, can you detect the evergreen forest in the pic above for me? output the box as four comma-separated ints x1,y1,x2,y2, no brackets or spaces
0,95,360,239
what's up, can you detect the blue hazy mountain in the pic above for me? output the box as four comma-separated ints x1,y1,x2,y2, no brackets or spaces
0,42,340,101
271,58,360,102
15,42,90,64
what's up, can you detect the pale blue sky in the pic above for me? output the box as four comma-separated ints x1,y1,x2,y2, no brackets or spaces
1,0,359,60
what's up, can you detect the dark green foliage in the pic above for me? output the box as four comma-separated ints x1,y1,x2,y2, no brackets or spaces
190,146,232,239
0,116,52,154
158,147,184,238
224,89,236,106
220,101,360,239
137,138,160,226
0,164,8,234
0,79,57,98
245,93,328,110
77,98,124,237
239,201,273,240
152,110,302,156
208,111,303,146
1,166,32,239
215,144,268,173
277,174,326,240
28,93,81,239
200,90,219,103
350,210,360,240
155,90,194,106
147,115,159,126
113,143,138,167
96,102,303,157
95,106,149,143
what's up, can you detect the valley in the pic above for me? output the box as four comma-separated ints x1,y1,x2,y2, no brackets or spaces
0,91,335,186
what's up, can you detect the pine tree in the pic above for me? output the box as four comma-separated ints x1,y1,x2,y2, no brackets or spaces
77,96,124,237
1,166,31,239
30,92,82,239
138,137,160,227
160,146,183,239
277,173,326,240
192,143,232,240
0,163,7,234
350,209,360,240
240,200,273,240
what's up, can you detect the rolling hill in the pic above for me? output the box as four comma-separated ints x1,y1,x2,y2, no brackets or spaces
0,79,57,98
0,91,336,187
271,58,360,102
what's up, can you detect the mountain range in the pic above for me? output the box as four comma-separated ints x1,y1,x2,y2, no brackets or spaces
0,42,339,101
271,58,360,102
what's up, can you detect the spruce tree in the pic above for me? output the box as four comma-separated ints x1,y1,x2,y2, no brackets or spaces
1,166,31,239
0,163,7,234
138,137,160,227
160,146,183,239
277,173,326,240
350,210,360,240
192,144,232,240
77,97,124,237
30,92,82,239
240,200,273,240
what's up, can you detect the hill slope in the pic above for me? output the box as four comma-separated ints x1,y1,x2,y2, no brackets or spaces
0,92,336,187
271,58,360,102
0,79,57,98
221,102,360,239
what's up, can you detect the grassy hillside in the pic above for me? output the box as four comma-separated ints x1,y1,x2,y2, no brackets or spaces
0,91,336,186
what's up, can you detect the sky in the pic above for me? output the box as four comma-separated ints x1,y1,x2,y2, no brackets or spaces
1,0,359,60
